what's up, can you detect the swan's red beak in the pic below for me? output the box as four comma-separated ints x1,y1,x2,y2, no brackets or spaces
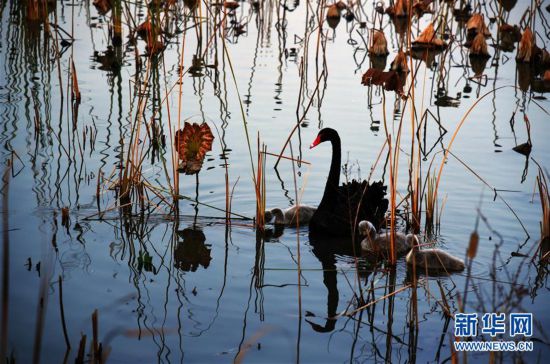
310,135,321,149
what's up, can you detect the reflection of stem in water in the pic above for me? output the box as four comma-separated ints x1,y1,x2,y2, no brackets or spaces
289,140,302,361
384,268,396,361
1,165,10,361
235,266,255,362
32,229,54,363
253,233,266,320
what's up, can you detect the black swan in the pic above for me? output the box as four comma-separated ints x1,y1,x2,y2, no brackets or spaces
265,205,317,226
308,128,388,238
358,220,416,256
406,247,465,272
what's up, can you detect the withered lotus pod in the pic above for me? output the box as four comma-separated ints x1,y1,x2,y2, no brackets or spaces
516,63,532,92
369,30,389,56
469,32,490,57
516,28,538,63
413,23,447,49
410,47,443,67
361,68,404,95
391,16,408,36
469,55,489,76
137,19,161,42
369,55,388,71
466,13,491,38
93,0,112,15
327,1,347,29
146,39,165,56
223,1,240,10
390,50,409,73
541,49,550,68
453,4,472,22
174,228,212,272
497,0,517,12
412,0,433,18
499,24,521,41
183,0,199,10
175,122,215,175
498,24,521,52
386,0,407,17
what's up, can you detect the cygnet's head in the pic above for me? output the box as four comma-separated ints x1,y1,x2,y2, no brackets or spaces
264,210,273,223
270,208,285,225
358,220,376,240
406,234,420,250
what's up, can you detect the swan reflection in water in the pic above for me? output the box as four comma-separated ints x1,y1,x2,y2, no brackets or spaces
174,227,212,272
305,234,369,333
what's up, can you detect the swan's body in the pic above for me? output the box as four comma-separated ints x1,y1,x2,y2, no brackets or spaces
406,248,465,272
358,220,416,256
309,128,389,238
265,205,317,226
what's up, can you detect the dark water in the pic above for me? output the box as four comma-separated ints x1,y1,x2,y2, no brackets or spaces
1,0,549,362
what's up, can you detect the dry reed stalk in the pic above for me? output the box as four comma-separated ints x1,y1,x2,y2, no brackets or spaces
341,284,412,317
70,60,81,103
254,141,267,231
433,86,514,219
75,334,86,364
467,231,479,260
92,310,98,359
381,92,396,264
536,168,549,242
424,173,436,234
112,0,122,45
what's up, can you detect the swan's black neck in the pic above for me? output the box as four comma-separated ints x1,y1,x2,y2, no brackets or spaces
319,132,341,209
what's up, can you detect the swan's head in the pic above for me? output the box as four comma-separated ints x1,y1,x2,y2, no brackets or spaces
310,128,339,149
358,220,376,240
